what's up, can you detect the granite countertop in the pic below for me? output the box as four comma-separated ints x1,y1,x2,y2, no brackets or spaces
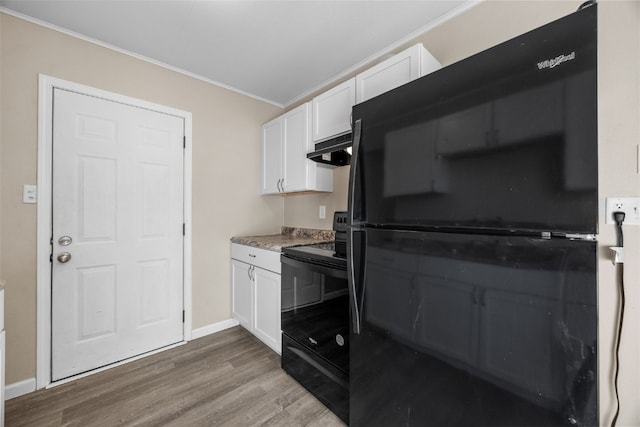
231,227,334,251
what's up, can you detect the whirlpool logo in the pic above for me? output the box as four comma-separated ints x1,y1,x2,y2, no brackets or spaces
537,51,575,70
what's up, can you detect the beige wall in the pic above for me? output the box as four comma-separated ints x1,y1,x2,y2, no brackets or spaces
2,1,639,425
0,12,283,384
283,166,350,228
283,1,640,425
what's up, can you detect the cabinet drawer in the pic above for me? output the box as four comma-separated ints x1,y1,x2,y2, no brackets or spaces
231,243,281,274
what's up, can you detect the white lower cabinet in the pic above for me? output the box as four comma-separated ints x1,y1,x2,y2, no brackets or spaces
230,244,281,354
231,260,254,330
252,268,281,352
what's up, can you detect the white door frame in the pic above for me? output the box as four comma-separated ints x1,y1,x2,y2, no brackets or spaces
36,74,193,389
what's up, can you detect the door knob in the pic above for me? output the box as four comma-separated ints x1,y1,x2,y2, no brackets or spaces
58,236,72,246
57,252,72,263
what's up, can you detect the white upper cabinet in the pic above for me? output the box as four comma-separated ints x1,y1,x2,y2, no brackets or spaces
260,44,440,193
282,104,311,193
261,102,332,195
356,43,441,103
261,117,283,194
312,78,356,142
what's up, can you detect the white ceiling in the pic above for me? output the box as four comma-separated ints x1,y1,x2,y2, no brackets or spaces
0,0,474,106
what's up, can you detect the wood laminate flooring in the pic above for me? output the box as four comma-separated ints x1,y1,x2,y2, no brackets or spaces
6,327,346,427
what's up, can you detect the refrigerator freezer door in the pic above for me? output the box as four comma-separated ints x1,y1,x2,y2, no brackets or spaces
350,228,597,427
350,5,597,235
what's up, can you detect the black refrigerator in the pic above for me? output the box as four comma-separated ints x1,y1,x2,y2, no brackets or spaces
347,5,598,427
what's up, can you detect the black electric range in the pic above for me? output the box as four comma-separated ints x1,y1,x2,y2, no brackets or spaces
280,212,349,423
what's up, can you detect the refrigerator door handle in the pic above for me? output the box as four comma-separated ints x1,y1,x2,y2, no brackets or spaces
348,119,362,225
348,227,361,334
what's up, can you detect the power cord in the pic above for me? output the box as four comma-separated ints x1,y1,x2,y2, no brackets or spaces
611,211,625,427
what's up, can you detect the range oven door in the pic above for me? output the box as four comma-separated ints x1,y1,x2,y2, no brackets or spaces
280,254,350,423
280,254,349,374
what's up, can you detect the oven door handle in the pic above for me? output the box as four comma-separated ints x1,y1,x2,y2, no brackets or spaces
280,254,347,279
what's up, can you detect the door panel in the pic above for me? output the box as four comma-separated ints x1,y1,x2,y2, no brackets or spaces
52,88,184,381
78,156,117,241
138,163,170,238
78,265,117,339
138,260,171,325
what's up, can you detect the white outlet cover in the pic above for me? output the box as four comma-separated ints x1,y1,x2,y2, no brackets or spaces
605,197,640,225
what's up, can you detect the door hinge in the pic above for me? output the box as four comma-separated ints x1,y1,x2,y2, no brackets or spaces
183,136,186,149
182,310,185,323
49,253,53,263
183,223,186,236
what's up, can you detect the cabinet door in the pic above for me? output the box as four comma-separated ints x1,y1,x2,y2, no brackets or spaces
253,267,281,354
282,103,310,193
261,117,282,194
231,260,253,331
312,78,355,142
356,44,423,103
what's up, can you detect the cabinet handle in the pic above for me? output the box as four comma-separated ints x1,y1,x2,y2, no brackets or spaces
247,265,252,280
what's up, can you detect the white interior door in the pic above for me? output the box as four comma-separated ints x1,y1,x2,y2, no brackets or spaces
51,88,185,381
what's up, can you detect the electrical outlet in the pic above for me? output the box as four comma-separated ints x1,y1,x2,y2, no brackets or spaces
605,197,640,225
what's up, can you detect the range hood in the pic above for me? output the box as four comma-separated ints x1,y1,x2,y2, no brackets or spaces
307,133,352,167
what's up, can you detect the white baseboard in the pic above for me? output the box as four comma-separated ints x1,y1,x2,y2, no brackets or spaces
6,377,36,400
191,318,239,339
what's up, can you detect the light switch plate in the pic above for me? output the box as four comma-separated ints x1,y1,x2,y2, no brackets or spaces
319,205,326,219
22,184,37,204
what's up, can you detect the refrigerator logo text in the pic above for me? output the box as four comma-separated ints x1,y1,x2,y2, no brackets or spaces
537,51,575,70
